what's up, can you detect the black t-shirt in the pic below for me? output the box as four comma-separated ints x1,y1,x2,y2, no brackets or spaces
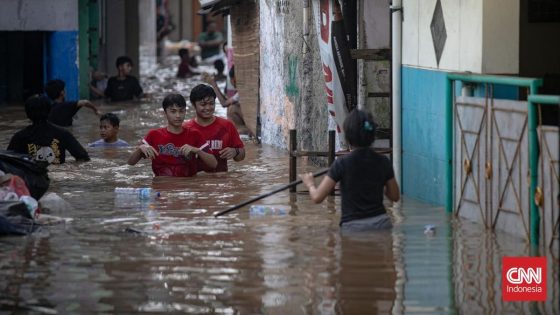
48,101,80,127
328,147,395,225
104,75,143,102
7,122,90,164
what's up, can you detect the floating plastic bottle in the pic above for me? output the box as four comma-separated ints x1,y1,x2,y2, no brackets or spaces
114,187,160,200
249,205,287,216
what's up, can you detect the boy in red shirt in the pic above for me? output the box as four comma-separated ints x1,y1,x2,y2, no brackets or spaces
127,93,217,176
183,84,245,172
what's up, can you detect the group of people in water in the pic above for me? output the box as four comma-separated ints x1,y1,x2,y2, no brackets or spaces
5,51,400,231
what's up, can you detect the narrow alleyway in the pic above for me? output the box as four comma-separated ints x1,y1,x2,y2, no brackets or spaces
0,57,557,314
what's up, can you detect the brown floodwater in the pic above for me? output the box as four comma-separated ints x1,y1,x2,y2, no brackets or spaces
0,58,557,314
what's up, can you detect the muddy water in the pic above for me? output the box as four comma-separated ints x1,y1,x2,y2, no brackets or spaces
0,58,558,314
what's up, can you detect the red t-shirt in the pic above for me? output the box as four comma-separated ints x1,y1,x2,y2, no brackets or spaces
183,117,244,172
143,127,208,177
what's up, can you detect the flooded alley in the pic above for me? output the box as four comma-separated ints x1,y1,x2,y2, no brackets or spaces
0,58,558,314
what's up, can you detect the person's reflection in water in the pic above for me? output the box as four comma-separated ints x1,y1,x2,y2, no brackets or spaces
334,230,397,314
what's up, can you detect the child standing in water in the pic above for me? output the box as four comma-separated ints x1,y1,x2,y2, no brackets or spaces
300,109,400,231
127,93,217,177
88,113,129,147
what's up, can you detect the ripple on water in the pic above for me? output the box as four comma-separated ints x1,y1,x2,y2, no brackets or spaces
0,58,557,315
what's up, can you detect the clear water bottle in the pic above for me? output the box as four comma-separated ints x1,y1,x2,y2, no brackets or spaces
249,205,287,216
114,187,159,200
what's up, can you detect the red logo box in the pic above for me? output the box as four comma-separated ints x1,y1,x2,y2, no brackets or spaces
502,256,547,301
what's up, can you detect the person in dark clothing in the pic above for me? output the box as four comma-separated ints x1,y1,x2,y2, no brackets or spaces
213,59,226,81
7,95,90,164
104,56,146,102
45,79,101,127
300,109,400,231
176,48,199,78
198,22,224,61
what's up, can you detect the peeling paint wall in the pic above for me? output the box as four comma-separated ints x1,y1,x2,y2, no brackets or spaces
0,0,78,31
260,0,329,154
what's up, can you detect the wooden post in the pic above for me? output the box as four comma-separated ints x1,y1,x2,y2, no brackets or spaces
289,129,297,192
328,130,335,195
328,130,335,166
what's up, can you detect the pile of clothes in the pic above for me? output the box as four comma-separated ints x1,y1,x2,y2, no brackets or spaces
0,150,50,235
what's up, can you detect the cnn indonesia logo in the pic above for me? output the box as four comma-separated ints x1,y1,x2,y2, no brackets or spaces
502,257,547,301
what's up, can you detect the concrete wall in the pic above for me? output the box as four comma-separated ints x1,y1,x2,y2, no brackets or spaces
482,0,519,74
401,0,521,205
139,0,156,75
361,0,391,129
100,1,126,75
0,0,79,101
259,0,328,151
99,0,142,77
168,0,195,41
0,0,78,31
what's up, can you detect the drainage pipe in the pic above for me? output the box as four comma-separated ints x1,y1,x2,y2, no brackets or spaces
390,0,403,190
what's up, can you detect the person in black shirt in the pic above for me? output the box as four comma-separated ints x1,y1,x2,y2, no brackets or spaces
300,109,400,231
7,95,90,164
45,79,101,127
104,56,146,102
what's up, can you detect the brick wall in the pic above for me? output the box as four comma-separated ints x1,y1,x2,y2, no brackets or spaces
231,2,260,137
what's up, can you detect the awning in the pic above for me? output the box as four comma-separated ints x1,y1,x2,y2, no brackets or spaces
198,0,243,15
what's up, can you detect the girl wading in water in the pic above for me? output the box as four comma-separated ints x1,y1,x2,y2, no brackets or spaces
300,109,400,231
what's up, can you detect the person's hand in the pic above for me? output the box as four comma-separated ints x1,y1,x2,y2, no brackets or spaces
299,173,315,189
219,147,237,160
139,144,158,159
94,108,102,116
201,72,215,85
180,144,199,157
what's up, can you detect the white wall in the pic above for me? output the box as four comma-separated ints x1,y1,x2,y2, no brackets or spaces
402,0,519,74
0,0,78,31
403,0,483,72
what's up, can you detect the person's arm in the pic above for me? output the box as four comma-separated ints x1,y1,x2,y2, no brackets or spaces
299,173,337,204
128,143,158,165
179,144,217,169
199,33,224,48
218,147,244,161
384,177,400,202
90,83,105,98
61,131,90,162
202,73,229,107
77,100,101,115
104,78,114,100
7,133,21,151
133,77,146,99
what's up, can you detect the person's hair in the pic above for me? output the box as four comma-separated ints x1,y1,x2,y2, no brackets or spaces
343,109,377,147
229,66,235,79
214,59,225,73
25,95,52,124
115,56,133,68
162,93,187,111
100,112,120,127
178,48,189,58
44,79,65,100
189,84,216,105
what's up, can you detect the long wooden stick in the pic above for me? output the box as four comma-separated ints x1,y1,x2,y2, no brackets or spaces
214,169,329,217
